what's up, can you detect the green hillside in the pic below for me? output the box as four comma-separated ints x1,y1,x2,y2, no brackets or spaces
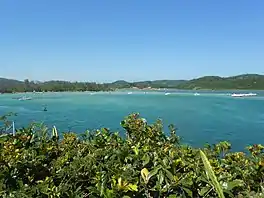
110,80,186,89
110,80,132,89
133,80,186,88
1,74,264,92
0,78,24,93
176,74,264,90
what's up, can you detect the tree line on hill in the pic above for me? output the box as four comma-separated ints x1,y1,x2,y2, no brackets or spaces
1,74,264,93
0,78,186,93
176,74,264,90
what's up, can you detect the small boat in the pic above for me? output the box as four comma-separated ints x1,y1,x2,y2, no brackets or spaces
247,93,257,96
165,93,171,95
194,93,200,96
128,92,133,95
18,96,32,101
231,93,257,97
231,93,245,97
42,104,47,111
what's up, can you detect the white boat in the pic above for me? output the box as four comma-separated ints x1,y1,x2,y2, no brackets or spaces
194,93,200,96
231,93,244,97
18,96,32,101
165,93,171,95
128,92,133,94
247,93,257,96
231,93,257,97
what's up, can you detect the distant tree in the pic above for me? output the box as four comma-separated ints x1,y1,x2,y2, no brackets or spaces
1,74,264,93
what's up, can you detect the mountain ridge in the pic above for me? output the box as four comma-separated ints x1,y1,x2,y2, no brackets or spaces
177,74,264,90
1,74,264,92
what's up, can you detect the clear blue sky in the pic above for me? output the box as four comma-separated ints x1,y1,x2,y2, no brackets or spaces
1,0,264,82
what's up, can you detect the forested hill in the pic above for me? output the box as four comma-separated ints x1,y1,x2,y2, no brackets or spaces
0,78,186,93
176,74,264,90
0,78,25,93
111,80,186,89
1,74,264,93
132,80,186,88
0,79,111,93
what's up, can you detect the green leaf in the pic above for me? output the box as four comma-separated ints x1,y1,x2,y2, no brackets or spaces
146,166,161,182
132,145,139,155
142,154,150,166
127,184,138,192
162,158,169,167
104,188,114,198
158,171,164,186
226,180,244,191
199,186,212,196
183,187,193,197
52,126,58,138
164,169,174,182
200,150,225,198
141,168,149,184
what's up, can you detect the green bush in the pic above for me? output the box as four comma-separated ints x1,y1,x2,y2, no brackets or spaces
1,113,264,197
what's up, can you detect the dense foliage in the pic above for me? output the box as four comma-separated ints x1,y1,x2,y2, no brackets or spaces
1,74,264,93
0,78,186,93
0,78,113,93
1,113,264,197
177,74,264,90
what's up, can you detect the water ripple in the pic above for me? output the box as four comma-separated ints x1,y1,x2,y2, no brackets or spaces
1,91,264,151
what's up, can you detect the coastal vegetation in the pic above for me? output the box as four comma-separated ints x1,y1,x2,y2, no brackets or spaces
176,74,264,90
1,113,264,197
0,78,113,93
1,74,264,93
0,78,185,93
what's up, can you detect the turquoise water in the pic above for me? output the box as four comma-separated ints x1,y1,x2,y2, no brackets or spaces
1,91,264,151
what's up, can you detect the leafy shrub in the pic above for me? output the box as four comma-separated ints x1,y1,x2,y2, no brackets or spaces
0,113,264,197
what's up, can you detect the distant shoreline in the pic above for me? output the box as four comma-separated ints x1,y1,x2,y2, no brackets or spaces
1,74,264,94
1,88,264,95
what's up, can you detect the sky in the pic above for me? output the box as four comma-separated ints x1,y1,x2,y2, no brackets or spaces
0,0,264,82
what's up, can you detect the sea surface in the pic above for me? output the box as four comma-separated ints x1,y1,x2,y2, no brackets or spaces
1,90,264,151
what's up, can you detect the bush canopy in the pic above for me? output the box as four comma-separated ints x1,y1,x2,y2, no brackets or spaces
0,113,264,197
